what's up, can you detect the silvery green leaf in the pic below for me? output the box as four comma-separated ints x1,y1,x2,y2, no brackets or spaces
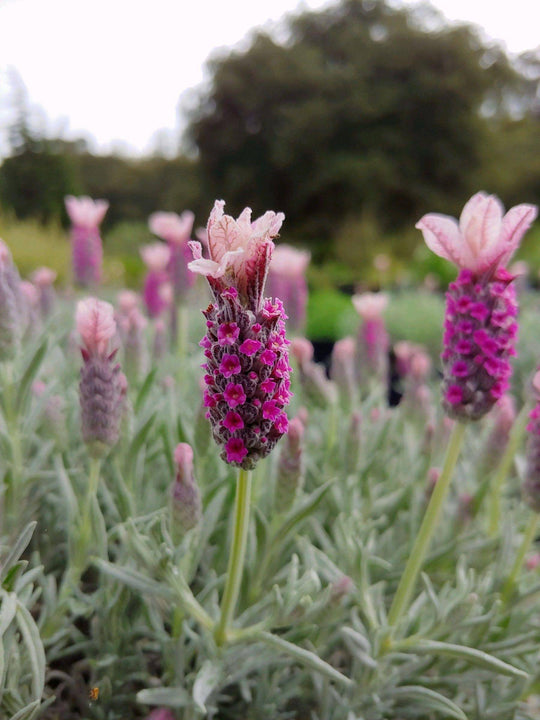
137,686,192,708
15,339,47,412
254,631,353,688
1,523,36,584
406,640,528,679
134,367,158,413
389,685,467,720
93,558,174,600
15,600,45,700
8,699,41,720
275,480,334,543
193,660,222,712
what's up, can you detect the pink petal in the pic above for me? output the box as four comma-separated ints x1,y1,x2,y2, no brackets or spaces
498,203,538,266
461,194,503,269
458,192,489,233
416,214,463,267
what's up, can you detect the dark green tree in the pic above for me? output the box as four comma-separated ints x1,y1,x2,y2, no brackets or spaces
187,0,520,258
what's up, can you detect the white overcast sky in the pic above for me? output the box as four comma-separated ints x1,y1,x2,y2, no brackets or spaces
0,0,539,157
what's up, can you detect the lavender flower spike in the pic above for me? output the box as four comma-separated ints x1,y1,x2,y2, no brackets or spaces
266,244,310,334
65,195,108,287
149,211,196,302
188,200,291,469
352,292,389,385
417,192,537,421
76,298,125,457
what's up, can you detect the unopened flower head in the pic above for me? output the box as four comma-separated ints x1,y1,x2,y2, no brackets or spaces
31,266,57,317
76,298,125,456
266,244,310,334
291,337,337,407
417,192,537,421
330,336,357,405
275,415,305,512
140,243,172,318
352,292,389,383
170,442,202,539
149,210,196,301
188,200,291,469
65,195,108,286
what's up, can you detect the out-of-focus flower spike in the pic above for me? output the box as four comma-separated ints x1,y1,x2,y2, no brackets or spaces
352,292,389,386
330,336,357,408
170,443,202,542
291,337,337,407
266,244,310,335
149,210,196,303
65,195,108,286
76,298,125,457
275,416,305,513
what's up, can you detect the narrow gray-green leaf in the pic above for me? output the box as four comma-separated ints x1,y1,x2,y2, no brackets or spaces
1,522,36,583
9,699,41,720
254,630,353,687
0,591,17,637
16,600,45,700
193,660,222,712
135,367,158,413
93,558,174,600
276,480,334,543
406,640,528,679
16,339,48,411
390,686,467,720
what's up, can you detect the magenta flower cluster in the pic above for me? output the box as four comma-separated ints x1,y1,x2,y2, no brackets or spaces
201,287,291,469
417,192,537,422
441,267,517,420
190,200,291,469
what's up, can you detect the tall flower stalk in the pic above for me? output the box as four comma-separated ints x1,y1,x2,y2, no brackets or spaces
189,200,291,644
387,192,536,636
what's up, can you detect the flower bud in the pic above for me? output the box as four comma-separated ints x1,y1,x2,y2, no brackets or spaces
352,292,389,385
170,443,202,541
291,337,337,407
275,416,305,513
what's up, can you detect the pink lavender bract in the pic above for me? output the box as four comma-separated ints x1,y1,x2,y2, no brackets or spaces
65,196,108,287
417,192,537,421
188,200,291,469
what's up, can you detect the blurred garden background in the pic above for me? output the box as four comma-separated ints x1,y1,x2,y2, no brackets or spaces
1,0,539,345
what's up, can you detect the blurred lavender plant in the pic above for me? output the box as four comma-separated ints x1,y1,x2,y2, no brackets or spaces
65,195,108,287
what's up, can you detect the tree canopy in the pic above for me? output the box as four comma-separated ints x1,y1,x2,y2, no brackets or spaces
188,0,526,257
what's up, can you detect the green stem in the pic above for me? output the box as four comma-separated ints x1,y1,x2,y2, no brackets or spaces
488,403,530,537
74,457,102,573
215,467,252,646
501,512,539,603
387,421,466,630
